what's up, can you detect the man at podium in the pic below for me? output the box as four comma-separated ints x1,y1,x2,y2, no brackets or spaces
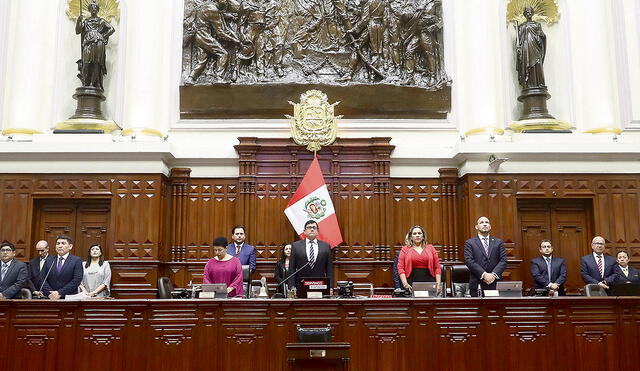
288,220,333,293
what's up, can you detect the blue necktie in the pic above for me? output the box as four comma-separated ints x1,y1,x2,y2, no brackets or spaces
546,257,552,282
1,262,7,281
57,257,64,272
309,241,316,268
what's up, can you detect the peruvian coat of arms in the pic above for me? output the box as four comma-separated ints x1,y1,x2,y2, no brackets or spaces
304,196,327,220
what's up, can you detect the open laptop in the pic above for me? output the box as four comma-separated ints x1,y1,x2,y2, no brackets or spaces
608,283,640,296
412,282,440,297
200,283,228,298
496,281,522,297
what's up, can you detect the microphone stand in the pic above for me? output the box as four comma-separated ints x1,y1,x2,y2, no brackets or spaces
34,257,55,299
272,260,311,299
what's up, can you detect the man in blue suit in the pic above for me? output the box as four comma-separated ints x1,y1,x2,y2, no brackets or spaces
0,242,28,299
42,235,83,300
464,216,507,297
226,226,256,272
580,236,617,290
530,239,567,295
28,240,56,297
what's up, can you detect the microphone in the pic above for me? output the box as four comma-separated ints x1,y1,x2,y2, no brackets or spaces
35,256,55,299
272,260,311,298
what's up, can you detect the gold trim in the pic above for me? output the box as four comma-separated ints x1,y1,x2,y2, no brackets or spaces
55,118,121,132
2,128,42,135
66,0,120,24
464,127,505,137
507,0,560,25
584,127,622,135
121,128,164,138
509,118,572,132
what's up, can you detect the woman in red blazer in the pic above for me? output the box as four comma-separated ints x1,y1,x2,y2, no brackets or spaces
397,225,442,293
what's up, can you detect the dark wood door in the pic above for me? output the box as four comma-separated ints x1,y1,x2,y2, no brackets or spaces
518,199,592,293
32,199,110,260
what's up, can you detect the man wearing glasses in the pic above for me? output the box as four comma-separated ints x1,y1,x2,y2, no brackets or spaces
0,242,28,299
288,220,333,292
580,236,617,290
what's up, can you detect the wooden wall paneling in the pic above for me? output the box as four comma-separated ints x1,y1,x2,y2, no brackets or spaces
110,176,162,261
253,180,293,251
157,176,172,263
110,263,158,298
146,303,202,370
74,304,128,371
220,302,272,370
170,168,191,262
334,181,376,260
618,299,640,371
439,168,459,261
8,304,64,371
362,302,411,371
0,178,33,259
183,179,237,261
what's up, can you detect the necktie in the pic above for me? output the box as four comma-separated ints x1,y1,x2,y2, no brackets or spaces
57,256,64,272
1,262,7,281
597,255,603,278
482,237,489,255
309,241,316,268
546,257,552,282
622,267,628,277
236,245,241,255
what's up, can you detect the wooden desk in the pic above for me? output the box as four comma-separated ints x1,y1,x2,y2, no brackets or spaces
0,297,638,371
286,342,349,371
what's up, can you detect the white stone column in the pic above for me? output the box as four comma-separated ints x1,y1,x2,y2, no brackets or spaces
565,0,620,131
119,0,176,140
452,0,508,136
0,0,60,136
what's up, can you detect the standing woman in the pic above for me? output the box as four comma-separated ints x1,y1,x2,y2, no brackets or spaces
613,251,640,284
203,237,244,297
79,244,111,297
397,225,441,293
274,244,292,294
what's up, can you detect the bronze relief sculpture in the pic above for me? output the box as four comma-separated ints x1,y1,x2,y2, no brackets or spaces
182,0,448,88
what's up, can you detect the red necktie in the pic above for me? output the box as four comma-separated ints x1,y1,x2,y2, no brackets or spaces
597,255,603,278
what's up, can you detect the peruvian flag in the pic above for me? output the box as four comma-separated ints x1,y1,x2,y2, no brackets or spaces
284,156,343,248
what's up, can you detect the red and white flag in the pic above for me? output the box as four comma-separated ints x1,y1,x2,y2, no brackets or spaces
284,156,343,248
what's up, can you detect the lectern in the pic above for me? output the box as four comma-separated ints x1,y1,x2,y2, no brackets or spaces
286,342,350,371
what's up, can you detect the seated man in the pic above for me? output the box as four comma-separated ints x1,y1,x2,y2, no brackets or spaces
580,236,617,290
0,242,28,299
42,235,83,300
530,240,567,295
28,240,55,296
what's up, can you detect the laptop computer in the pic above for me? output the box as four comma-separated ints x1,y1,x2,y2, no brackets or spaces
496,281,522,297
608,283,640,296
200,283,228,298
412,282,440,297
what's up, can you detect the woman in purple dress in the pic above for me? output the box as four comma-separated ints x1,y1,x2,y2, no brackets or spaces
203,237,244,297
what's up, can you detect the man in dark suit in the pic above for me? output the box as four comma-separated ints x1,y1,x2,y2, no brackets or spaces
226,226,256,272
28,240,55,297
530,239,567,295
464,216,507,297
42,235,83,300
580,236,617,290
288,220,333,291
0,242,28,299
612,250,640,284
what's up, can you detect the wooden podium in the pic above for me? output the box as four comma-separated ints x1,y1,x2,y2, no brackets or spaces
286,342,350,371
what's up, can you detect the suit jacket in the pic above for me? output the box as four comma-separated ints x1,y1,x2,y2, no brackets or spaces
580,254,617,285
0,259,28,299
42,254,83,298
288,239,333,289
530,256,567,294
464,235,507,293
27,255,55,292
612,265,640,284
226,243,256,271
274,260,288,294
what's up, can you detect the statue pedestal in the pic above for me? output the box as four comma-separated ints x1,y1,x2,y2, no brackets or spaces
55,86,120,133
517,87,554,121
512,87,571,133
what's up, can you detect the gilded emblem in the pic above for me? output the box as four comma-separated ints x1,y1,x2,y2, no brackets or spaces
506,0,560,26
66,0,120,24
287,90,341,152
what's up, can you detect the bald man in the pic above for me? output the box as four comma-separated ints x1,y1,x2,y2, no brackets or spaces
28,240,55,296
464,216,507,297
580,236,617,290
